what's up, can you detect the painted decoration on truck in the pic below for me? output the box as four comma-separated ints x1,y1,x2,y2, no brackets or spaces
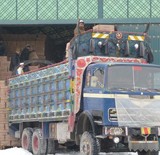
9,61,69,86
74,56,147,113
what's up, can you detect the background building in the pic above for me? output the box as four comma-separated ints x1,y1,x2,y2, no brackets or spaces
0,0,159,63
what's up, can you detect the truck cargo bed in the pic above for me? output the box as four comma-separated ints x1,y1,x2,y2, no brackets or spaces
8,62,71,123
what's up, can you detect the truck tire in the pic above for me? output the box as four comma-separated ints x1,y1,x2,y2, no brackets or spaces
80,131,100,155
137,150,159,155
32,129,47,155
21,128,33,152
47,139,58,154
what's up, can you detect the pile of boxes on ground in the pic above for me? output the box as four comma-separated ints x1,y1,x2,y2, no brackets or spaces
0,57,41,149
0,80,20,149
0,34,46,148
0,57,12,81
0,61,42,149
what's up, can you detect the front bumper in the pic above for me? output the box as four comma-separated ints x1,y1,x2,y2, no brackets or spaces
129,140,159,152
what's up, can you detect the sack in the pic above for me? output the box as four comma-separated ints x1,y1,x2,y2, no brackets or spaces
29,51,39,65
29,51,39,60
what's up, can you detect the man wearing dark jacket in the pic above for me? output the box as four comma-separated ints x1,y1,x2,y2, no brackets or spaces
74,19,85,37
20,44,33,72
9,48,21,75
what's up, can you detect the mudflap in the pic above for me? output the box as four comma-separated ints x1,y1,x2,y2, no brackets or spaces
129,140,159,152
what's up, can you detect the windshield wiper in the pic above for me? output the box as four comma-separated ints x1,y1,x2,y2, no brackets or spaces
108,87,135,91
145,88,160,92
134,87,160,92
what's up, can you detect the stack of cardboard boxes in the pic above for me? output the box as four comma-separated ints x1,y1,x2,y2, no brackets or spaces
3,34,46,60
0,56,12,81
0,81,20,148
0,33,46,148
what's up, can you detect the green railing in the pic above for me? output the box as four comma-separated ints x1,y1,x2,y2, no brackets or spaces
0,0,160,24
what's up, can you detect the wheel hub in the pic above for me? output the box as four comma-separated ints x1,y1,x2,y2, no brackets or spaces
82,140,91,155
33,136,39,152
23,135,28,149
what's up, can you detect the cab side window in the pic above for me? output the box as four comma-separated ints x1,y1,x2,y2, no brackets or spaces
91,68,104,88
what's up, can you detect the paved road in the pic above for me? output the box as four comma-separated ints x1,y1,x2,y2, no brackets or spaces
55,153,137,155
47,146,160,155
55,152,159,155
53,150,138,155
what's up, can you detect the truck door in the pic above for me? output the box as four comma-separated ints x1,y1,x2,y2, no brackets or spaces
83,65,105,111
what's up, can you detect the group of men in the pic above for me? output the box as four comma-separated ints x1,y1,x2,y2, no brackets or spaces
9,20,85,75
9,44,34,75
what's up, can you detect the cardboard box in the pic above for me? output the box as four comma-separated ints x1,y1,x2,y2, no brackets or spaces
0,86,8,97
93,24,115,32
0,56,7,61
0,123,9,131
0,101,7,109
0,111,8,122
0,81,6,86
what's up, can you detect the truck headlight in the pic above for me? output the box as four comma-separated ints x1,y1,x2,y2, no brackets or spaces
113,137,120,143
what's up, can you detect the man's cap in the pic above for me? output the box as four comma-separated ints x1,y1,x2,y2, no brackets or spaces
79,19,84,23
20,62,24,66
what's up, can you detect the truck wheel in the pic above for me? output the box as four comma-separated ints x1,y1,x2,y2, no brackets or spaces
32,129,47,155
137,150,159,155
21,128,33,152
47,139,58,154
80,131,100,155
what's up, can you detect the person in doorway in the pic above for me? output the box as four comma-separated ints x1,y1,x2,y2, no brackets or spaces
16,62,24,75
20,44,34,72
0,40,6,56
9,48,21,75
74,19,85,37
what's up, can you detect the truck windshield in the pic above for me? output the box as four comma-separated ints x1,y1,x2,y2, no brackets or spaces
107,65,160,91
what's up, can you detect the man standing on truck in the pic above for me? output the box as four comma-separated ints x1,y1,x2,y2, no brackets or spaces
20,44,34,72
65,20,86,59
74,19,85,37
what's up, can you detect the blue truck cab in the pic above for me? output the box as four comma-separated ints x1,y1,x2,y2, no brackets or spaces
8,24,159,155
77,61,160,155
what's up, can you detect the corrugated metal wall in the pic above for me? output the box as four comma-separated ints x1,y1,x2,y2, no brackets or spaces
148,24,160,65
118,24,160,65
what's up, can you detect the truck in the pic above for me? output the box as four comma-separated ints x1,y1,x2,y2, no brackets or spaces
8,24,160,155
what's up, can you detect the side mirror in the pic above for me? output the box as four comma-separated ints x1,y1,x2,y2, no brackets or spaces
145,48,154,63
139,42,145,58
89,39,95,54
125,40,130,57
72,44,77,59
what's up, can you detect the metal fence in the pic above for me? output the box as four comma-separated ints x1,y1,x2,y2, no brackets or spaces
0,0,160,24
